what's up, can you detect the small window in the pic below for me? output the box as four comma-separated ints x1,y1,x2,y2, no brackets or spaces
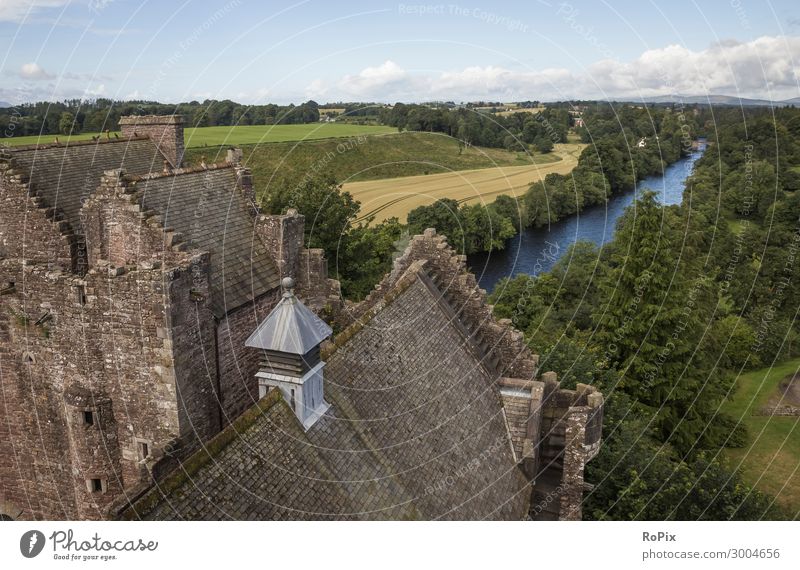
138,441,150,461
88,478,104,493
83,411,95,426
75,285,86,306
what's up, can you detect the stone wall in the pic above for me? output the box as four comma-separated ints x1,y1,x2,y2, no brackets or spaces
216,290,281,423
82,170,187,269
0,258,196,519
757,405,800,416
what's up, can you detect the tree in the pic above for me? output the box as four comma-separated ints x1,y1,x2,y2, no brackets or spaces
264,175,359,264
407,198,464,247
533,134,554,153
58,112,76,135
338,218,405,300
459,203,516,254
592,192,721,452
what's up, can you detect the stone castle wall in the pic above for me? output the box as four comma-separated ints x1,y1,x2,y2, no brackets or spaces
0,256,201,519
216,290,281,422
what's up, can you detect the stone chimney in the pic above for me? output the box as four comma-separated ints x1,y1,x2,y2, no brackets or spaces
118,115,185,168
255,209,305,280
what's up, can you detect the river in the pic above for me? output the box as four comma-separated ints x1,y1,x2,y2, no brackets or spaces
467,143,707,291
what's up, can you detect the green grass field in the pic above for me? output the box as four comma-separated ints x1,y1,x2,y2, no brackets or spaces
722,357,800,514
184,123,394,146
184,131,552,195
2,123,395,149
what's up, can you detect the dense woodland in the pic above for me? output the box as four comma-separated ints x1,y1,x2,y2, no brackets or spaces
488,107,800,519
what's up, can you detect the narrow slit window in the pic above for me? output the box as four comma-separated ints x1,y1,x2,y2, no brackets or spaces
138,441,149,461
83,411,94,426
76,285,86,306
89,478,103,493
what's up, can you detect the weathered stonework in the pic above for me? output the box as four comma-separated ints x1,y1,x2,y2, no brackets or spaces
119,115,185,168
0,116,340,521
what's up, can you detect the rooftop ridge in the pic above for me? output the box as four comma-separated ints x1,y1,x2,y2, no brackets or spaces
5,135,152,153
125,160,234,182
322,259,427,361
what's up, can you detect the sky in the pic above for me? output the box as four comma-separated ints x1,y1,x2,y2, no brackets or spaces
1,0,799,105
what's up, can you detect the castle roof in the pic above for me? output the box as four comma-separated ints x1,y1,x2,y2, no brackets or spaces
245,285,332,354
119,265,530,520
9,137,165,236
134,166,280,316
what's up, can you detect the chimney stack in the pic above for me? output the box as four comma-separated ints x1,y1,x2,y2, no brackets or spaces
119,115,185,168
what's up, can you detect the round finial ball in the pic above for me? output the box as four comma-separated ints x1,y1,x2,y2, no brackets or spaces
281,277,295,290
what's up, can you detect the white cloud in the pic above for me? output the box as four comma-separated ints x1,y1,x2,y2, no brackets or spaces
338,60,408,98
82,83,106,98
305,79,328,100
0,0,71,23
586,36,800,100
320,36,800,102
19,62,53,80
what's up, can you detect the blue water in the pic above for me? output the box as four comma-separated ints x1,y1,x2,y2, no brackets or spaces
467,144,706,291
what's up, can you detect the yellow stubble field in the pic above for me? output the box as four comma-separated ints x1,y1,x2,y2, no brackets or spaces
347,142,585,223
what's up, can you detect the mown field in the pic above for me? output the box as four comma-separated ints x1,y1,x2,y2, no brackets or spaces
2,123,394,148
722,357,800,513
344,142,585,222
185,131,552,194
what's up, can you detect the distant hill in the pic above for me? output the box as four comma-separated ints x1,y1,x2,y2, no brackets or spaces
620,94,800,107
0,101,11,108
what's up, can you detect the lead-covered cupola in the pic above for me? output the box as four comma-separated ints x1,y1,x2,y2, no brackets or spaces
245,277,332,430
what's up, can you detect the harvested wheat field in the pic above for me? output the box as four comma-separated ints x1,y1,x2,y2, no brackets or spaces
348,142,585,223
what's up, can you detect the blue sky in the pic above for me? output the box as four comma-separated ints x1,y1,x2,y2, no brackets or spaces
1,0,799,104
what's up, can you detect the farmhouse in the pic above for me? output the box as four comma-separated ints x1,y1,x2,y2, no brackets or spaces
0,115,602,521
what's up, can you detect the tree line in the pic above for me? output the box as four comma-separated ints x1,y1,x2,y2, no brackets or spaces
379,103,571,152
0,98,323,137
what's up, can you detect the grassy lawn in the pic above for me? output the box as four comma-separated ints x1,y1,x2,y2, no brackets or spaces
722,357,800,514
2,123,395,149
